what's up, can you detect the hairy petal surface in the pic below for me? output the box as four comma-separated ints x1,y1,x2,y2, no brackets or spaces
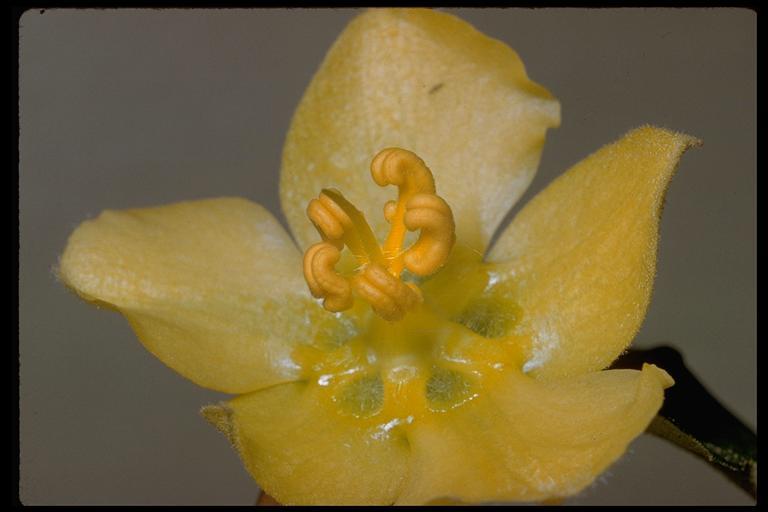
396,364,673,504
486,126,700,378
58,198,344,394
203,382,410,505
281,8,560,253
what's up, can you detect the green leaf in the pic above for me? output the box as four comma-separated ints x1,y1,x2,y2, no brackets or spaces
610,346,756,499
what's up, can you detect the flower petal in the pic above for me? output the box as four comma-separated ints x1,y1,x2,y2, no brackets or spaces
486,126,700,378
280,8,560,252
203,382,410,505
58,197,344,394
396,364,673,504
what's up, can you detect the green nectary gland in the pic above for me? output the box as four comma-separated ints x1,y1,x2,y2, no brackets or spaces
334,374,385,417
425,368,475,411
449,265,522,339
453,296,520,338
333,368,477,417
311,259,523,419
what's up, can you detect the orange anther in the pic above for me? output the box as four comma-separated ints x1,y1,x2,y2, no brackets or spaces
303,242,353,312
307,191,352,247
370,148,435,193
402,193,456,276
352,264,422,321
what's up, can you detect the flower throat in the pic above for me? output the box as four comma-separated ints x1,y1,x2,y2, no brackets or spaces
302,148,456,321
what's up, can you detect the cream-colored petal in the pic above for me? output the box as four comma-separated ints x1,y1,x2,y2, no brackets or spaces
281,8,560,253
484,126,699,378
59,197,348,394
203,382,410,505
396,364,673,504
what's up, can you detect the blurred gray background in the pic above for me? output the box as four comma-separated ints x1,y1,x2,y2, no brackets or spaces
19,8,755,505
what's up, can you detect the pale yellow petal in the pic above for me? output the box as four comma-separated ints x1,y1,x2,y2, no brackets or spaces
204,382,410,505
58,197,348,393
396,364,673,504
281,8,560,253
483,126,699,378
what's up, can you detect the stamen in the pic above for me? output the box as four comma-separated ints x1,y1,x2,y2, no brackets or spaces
307,189,384,264
321,189,385,266
306,192,349,247
352,264,422,321
402,193,455,276
303,242,353,312
370,148,437,275
302,148,455,320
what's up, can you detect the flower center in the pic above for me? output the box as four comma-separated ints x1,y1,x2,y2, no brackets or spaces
302,148,456,321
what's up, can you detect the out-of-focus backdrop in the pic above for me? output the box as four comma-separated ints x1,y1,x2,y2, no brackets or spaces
19,8,755,505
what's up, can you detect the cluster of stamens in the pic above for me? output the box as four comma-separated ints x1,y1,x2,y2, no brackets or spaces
303,148,455,321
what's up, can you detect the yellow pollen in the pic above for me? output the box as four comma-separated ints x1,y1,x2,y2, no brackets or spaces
302,148,456,321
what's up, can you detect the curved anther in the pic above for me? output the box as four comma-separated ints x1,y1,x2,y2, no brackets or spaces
371,148,436,193
306,192,352,248
352,264,423,321
402,193,456,276
303,242,353,312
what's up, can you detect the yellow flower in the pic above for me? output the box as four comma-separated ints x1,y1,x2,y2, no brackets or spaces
58,8,699,506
